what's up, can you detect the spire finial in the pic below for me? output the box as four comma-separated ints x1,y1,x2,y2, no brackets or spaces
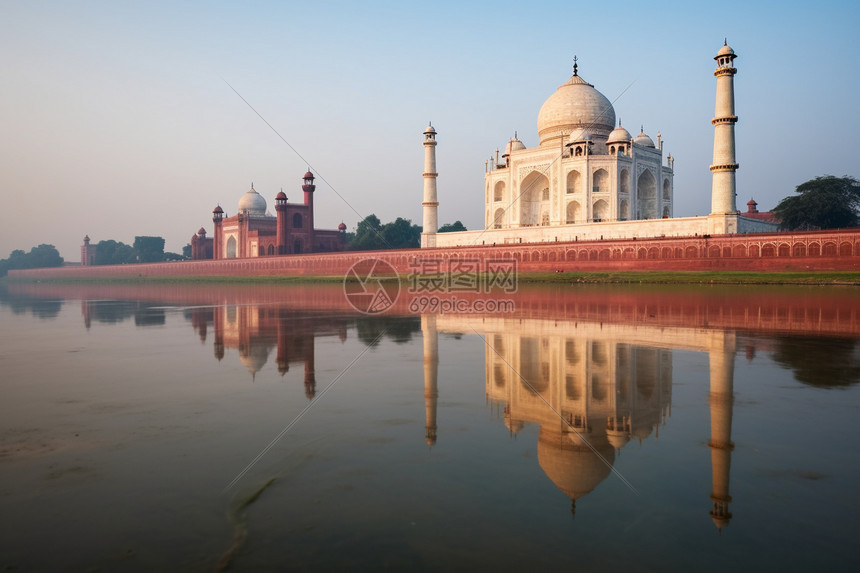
618,117,622,127
573,55,578,76
514,130,518,139
251,181,254,190
641,124,644,133
724,38,727,46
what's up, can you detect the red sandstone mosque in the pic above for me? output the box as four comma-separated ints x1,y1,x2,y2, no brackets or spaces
190,171,346,260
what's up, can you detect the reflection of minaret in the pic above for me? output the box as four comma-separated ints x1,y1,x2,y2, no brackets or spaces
422,315,439,446
213,306,225,362
708,333,736,531
276,311,290,376
304,336,316,400
81,300,91,330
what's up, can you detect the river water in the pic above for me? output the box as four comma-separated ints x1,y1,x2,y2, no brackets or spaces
1,282,858,571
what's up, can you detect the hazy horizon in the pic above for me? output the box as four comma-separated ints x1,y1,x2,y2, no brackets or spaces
2,0,858,261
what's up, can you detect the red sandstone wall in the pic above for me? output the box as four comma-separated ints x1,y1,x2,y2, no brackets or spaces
10,229,860,280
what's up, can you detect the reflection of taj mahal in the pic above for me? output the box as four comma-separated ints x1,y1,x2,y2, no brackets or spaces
422,315,737,530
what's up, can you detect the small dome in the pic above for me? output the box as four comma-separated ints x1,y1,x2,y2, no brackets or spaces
276,191,287,200
424,124,436,134
213,205,224,214
503,136,526,157
197,227,206,236
338,222,347,231
568,124,594,144
303,171,314,180
238,185,267,216
716,43,735,58
634,128,655,148
607,123,632,143
606,430,630,450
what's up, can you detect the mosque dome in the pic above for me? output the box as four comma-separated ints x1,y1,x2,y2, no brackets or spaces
239,344,269,376
238,184,267,215
338,221,347,231
197,227,207,235
537,72,615,148
213,205,224,215
634,128,655,148
607,123,632,144
275,190,287,201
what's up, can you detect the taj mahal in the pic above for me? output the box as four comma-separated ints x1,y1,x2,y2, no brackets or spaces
422,42,779,249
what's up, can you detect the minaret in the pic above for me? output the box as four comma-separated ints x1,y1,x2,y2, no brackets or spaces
302,172,316,253
80,235,94,266
212,205,224,260
707,332,736,532
421,124,439,248
275,189,288,255
422,314,439,446
710,41,739,216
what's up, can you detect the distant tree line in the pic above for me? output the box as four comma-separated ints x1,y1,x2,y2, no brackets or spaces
0,244,64,277
93,236,184,265
345,216,466,250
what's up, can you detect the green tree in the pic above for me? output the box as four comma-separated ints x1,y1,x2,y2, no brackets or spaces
0,244,64,277
772,175,860,230
94,240,136,265
133,236,166,263
182,244,192,258
438,220,467,233
351,214,386,250
382,217,421,249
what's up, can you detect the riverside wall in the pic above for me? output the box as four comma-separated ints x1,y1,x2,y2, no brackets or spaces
9,228,860,280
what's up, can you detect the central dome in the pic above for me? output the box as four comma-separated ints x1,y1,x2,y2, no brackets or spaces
537,73,615,148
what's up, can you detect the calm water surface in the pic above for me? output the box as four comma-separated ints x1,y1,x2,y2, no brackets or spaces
1,283,859,571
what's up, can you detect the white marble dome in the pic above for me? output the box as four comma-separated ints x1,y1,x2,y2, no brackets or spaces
537,73,615,148
568,125,594,144
634,129,655,148
238,185,267,215
607,123,632,143
503,135,526,157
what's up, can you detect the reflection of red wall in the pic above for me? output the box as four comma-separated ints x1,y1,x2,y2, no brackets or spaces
12,229,860,281
9,282,860,336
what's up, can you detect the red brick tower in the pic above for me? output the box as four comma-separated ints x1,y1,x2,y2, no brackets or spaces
275,189,289,254
302,171,316,253
212,205,224,259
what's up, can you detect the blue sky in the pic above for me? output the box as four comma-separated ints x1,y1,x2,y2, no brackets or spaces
2,0,858,259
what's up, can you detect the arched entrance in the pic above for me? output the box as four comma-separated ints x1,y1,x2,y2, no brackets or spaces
519,171,550,227
637,170,657,219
